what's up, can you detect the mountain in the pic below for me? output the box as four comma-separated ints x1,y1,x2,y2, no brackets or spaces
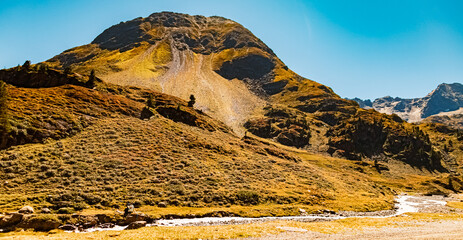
1,12,462,217
349,83,463,124
46,12,282,134
44,12,454,169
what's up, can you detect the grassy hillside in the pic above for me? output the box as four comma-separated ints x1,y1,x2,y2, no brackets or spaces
0,68,457,217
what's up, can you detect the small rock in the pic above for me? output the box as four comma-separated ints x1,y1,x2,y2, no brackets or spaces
41,208,51,214
125,221,146,230
98,223,115,228
157,202,167,208
59,224,78,231
299,208,306,214
18,206,34,214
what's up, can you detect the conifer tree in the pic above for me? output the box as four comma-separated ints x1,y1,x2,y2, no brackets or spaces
188,94,196,107
87,69,97,88
0,81,9,148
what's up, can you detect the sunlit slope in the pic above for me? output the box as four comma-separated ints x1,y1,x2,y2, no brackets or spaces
45,12,461,170
0,74,411,213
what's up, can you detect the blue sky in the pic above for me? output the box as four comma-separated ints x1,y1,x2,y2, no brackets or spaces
0,0,462,99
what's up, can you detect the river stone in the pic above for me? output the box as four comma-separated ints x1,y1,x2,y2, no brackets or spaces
18,206,34,214
98,223,115,228
125,221,146,230
59,224,78,231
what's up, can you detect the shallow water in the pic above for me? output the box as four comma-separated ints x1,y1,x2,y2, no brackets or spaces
74,194,449,232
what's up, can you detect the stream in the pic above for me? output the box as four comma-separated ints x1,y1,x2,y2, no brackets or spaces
80,194,449,232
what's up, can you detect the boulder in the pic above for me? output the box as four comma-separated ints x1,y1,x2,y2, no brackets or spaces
157,202,167,208
81,216,98,229
125,221,146,230
40,208,51,214
17,215,61,231
59,224,78,231
18,206,34,214
95,214,112,224
120,213,149,225
0,213,23,228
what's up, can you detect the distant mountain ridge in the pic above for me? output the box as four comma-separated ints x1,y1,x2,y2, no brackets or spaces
349,83,463,123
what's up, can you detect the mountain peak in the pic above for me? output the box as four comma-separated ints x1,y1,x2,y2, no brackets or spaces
423,82,463,117
91,11,273,55
431,82,463,96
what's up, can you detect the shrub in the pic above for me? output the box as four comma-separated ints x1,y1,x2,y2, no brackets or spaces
57,207,75,214
146,94,155,108
236,190,260,205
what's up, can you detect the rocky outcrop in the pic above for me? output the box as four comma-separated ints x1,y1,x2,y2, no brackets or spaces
326,111,442,169
0,67,86,88
244,107,311,148
155,105,228,132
